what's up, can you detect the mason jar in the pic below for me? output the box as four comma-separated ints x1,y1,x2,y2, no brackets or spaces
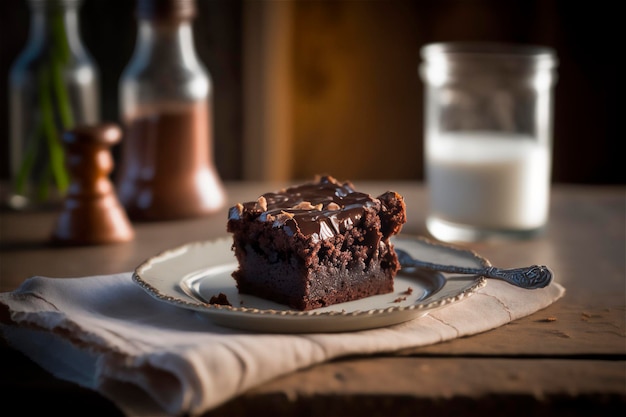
420,42,558,242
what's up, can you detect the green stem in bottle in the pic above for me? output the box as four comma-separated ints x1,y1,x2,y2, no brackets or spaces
13,2,79,202
51,7,71,62
51,59,74,129
38,69,69,194
50,9,74,129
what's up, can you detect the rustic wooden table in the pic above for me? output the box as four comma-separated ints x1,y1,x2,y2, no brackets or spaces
1,182,624,416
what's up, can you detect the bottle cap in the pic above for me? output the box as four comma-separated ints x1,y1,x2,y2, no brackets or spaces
136,0,196,22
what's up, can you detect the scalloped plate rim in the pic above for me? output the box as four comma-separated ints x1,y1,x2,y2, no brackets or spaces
132,235,487,332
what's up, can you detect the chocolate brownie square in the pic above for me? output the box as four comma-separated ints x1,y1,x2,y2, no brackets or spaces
227,176,406,311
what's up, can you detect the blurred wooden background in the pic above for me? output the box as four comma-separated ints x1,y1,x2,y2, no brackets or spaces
1,0,622,184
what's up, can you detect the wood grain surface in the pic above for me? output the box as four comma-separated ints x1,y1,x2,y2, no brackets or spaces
1,182,624,416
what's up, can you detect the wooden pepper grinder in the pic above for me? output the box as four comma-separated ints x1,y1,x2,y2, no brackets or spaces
52,123,134,245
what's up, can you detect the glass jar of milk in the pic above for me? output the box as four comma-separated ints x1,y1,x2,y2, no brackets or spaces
420,42,558,242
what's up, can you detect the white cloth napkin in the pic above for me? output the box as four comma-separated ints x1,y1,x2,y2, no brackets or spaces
0,272,564,416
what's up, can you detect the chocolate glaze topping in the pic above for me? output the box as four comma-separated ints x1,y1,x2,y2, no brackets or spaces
228,176,379,241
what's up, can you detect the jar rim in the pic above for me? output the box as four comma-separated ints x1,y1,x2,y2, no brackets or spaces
421,42,557,65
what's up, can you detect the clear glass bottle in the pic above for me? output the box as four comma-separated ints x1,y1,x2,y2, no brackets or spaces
8,0,100,210
116,0,225,221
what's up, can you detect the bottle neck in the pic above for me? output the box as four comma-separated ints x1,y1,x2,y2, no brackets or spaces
134,20,202,69
27,0,85,58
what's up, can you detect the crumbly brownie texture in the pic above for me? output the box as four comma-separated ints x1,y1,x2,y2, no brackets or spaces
226,176,407,311
209,293,232,306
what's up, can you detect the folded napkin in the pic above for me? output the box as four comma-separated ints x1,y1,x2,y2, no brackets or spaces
0,271,564,416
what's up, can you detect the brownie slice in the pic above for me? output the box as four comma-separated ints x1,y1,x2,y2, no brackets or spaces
226,176,406,311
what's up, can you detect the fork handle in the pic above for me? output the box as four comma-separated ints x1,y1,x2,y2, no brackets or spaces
404,259,553,289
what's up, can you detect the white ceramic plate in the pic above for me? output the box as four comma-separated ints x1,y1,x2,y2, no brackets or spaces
133,235,487,333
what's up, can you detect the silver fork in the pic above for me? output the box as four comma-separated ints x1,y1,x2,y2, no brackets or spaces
395,248,553,289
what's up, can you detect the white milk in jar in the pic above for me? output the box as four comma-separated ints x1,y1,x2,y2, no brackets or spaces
419,42,557,241
426,131,550,232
